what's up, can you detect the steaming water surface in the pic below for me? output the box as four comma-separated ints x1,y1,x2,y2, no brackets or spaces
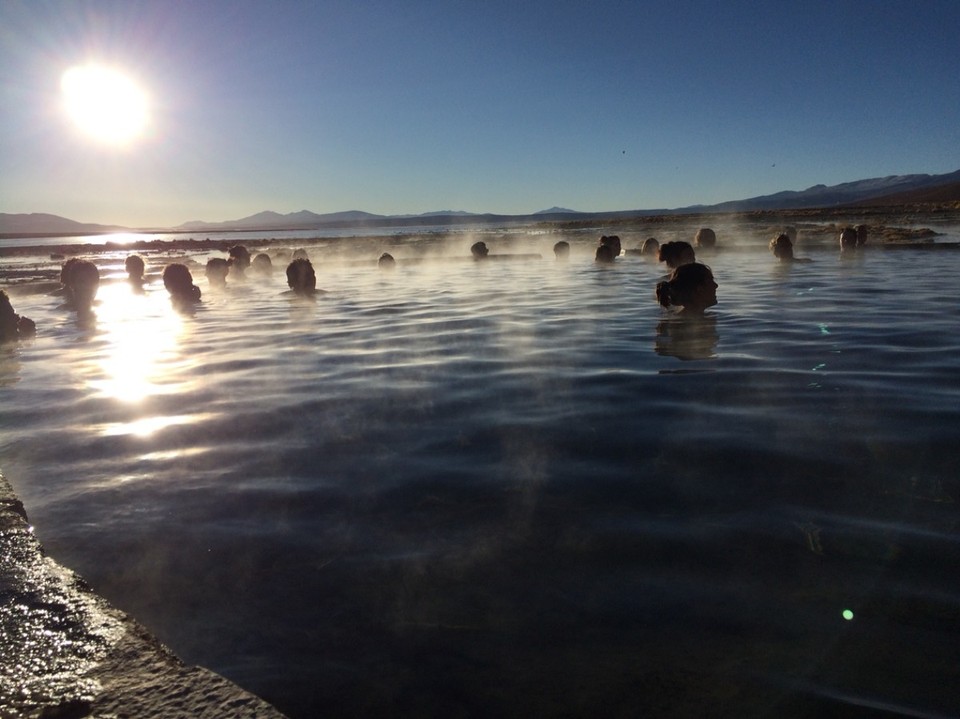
2,244,960,717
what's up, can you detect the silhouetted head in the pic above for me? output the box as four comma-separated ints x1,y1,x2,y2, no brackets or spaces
286,258,316,295
378,253,396,269
471,241,489,259
553,241,570,260
599,235,621,258
839,227,858,251
251,253,273,275
163,263,202,302
292,248,309,260
641,238,660,256
124,255,145,282
205,258,230,287
655,262,717,315
228,245,251,275
61,259,99,310
18,315,36,338
695,228,716,249
855,224,868,247
0,290,20,343
0,293,33,342
769,233,794,261
658,241,696,269
59,258,80,286
595,244,615,263
783,226,798,243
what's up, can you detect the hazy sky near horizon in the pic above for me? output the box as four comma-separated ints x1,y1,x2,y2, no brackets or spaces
2,0,959,228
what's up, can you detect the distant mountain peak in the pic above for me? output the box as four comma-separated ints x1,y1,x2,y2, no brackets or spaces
176,209,385,231
535,207,579,214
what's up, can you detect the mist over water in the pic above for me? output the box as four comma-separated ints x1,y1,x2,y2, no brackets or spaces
3,234,960,717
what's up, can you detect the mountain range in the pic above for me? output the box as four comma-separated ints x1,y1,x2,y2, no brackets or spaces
3,169,959,236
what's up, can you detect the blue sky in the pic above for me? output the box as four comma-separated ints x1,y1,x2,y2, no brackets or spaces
1,0,958,228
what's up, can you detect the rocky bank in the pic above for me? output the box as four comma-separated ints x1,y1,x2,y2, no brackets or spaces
0,472,286,718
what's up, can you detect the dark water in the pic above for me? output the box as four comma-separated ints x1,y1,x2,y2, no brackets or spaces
2,242,959,717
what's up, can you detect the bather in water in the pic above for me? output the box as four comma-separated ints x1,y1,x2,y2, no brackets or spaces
163,263,202,308
640,237,660,257
855,224,868,247
0,290,36,344
658,241,696,270
251,253,274,276
694,228,716,250
471,241,490,260
595,244,616,264
769,233,811,263
378,253,396,269
655,262,717,316
228,245,251,278
553,241,570,260
598,235,621,259
59,258,100,313
125,255,146,291
285,258,322,297
205,258,230,288
839,227,858,254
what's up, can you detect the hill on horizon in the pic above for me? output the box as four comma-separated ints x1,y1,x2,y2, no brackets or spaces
3,168,959,236
0,212,128,236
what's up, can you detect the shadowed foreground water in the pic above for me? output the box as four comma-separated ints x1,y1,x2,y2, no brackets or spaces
2,243,959,717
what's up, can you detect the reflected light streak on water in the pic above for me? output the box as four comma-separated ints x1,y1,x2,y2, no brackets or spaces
97,413,221,438
85,282,198,403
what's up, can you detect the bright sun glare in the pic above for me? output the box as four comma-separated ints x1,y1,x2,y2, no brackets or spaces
61,64,149,145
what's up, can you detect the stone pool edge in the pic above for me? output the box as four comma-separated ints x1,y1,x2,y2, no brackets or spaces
0,472,287,718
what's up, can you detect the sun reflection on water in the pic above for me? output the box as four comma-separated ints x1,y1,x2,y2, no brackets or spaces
137,447,210,462
87,283,198,402
98,413,220,438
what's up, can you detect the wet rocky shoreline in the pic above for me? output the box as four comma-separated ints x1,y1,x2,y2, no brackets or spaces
0,472,286,718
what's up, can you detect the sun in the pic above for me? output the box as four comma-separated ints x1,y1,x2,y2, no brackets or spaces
61,64,149,146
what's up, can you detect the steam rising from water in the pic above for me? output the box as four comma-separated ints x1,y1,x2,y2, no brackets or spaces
3,231,960,717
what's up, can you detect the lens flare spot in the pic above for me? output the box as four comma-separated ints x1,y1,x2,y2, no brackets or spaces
842,609,854,621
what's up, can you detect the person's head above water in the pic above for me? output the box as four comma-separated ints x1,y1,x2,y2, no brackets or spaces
599,235,621,258
61,259,100,310
641,237,660,256
378,253,396,269
0,290,18,342
595,244,615,263
769,233,794,261
553,241,570,260
658,240,696,270
0,289,35,343
163,263,202,302
839,227,858,252
228,245,251,275
205,258,230,287
124,254,145,282
286,258,316,295
655,262,718,315
471,241,489,259
59,257,80,287
695,228,717,250
251,253,273,275
855,224,868,247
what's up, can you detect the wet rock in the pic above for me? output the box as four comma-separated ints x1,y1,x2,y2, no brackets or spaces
0,472,286,718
